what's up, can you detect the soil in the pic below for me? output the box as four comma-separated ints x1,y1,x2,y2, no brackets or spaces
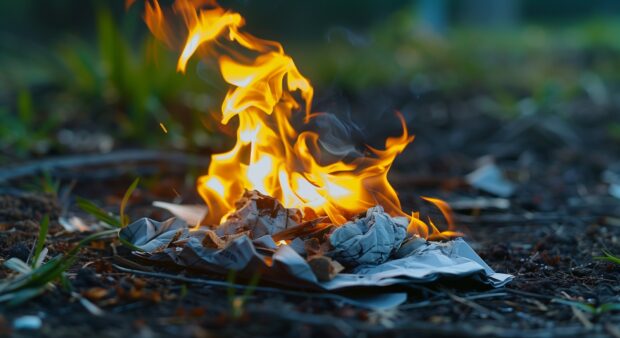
1,91,620,337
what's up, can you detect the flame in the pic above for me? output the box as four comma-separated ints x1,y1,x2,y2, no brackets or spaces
135,0,457,238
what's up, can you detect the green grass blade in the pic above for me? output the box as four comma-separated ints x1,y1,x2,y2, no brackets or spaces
0,227,119,306
1,230,118,298
241,272,261,300
226,270,236,300
32,215,49,268
0,288,46,307
552,298,596,314
33,248,48,269
17,89,34,126
598,303,620,314
42,171,60,196
21,255,67,290
120,177,140,227
72,229,118,253
118,237,145,252
76,197,121,228
4,258,32,274
0,256,66,296
594,250,620,265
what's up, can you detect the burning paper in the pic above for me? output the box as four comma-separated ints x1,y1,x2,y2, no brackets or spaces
121,192,511,289
215,190,303,238
328,206,408,267
120,212,511,290
122,1,512,290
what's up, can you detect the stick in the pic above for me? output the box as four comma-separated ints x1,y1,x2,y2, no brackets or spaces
0,150,211,182
399,292,508,310
447,292,505,321
112,264,391,310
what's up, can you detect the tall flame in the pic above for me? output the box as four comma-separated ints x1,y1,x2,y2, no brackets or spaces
136,0,457,238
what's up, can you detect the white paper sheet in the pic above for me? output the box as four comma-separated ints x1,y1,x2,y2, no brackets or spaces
120,217,512,290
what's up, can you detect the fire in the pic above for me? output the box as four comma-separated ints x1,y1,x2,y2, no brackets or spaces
134,0,457,239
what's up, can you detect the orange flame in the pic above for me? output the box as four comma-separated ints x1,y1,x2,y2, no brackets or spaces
134,0,457,238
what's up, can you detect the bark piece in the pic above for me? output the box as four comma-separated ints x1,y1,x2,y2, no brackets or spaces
307,256,344,282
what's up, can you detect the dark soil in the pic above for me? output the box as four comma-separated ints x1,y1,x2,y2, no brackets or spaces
1,92,620,337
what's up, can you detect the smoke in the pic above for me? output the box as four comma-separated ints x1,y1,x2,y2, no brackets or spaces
326,27,370,47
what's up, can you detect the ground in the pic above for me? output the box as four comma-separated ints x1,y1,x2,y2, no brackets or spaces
1,89,619,338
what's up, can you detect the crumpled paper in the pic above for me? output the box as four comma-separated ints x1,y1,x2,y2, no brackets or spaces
119,217,512,290
329,206,408,266
215,190,302,238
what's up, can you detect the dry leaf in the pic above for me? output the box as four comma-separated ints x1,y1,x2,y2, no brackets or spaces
83,287,109,301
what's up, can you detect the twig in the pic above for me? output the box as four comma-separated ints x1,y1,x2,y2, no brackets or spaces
71,292,104,316
0,150,210,183
606,323,620,338
112,264,395,310
571,306,593,329
447,292,505,321
505,288,556,300
400,292,508,310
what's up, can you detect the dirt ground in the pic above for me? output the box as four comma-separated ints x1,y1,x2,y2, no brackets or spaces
1,90,620,337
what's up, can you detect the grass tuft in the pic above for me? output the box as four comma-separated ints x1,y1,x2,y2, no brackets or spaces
120,178,140,227
594,250,620,265
31,215,50,268
76,197,122,228
0,229,118,306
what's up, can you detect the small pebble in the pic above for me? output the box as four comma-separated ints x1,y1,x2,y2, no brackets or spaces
13,315,42,330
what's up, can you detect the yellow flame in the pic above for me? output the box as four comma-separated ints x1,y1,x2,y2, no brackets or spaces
136,0,457,238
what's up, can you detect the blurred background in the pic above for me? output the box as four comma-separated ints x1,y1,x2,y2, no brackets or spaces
1,0,620,168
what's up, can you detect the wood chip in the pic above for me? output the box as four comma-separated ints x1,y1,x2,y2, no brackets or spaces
307,256,344,281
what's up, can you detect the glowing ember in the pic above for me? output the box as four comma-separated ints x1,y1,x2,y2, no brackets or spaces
133,0,457,239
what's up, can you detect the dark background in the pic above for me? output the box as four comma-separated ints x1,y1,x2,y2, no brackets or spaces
1,0,620,164
3,1,620,40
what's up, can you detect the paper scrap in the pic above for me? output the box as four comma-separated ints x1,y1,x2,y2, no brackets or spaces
120,217,512,290
329,206,407,267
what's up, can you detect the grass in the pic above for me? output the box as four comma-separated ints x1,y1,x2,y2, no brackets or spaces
76,197,122,228
1,177,144,306
292,11,620,122
19,172,62,200
31,215,49,268
226,270,261,319
595,250,620,265
76,177,140,229
553,299,620,316
549,250,620,317
0,6,221,164
1,6,620,164
0,88,61,161
120,177,140,227
77,178,146,252
0,216,117,306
